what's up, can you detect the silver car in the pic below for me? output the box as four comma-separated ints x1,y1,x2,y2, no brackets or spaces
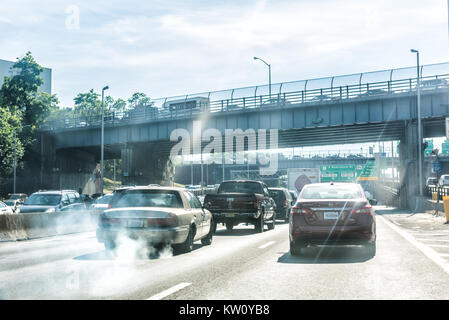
0,201,14,214
96,186,214,255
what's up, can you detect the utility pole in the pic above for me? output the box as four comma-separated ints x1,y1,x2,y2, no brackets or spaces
100,85,109,196
411,49,423,196
13,130,16,194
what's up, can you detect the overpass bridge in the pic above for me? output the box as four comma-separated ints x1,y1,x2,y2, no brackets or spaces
38,62,449,209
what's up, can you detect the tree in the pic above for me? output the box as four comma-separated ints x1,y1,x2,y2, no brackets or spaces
109,98,127,113
127,92,153,109
73,89,102,117
0,52,43,113
0,107,23,178
0,52,58,175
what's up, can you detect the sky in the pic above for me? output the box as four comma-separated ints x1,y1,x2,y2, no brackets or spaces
1,0,449,109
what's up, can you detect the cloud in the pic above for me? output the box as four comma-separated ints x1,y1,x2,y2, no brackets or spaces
0,0,447,107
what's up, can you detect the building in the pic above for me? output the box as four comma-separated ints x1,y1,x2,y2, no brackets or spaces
0,58,52,94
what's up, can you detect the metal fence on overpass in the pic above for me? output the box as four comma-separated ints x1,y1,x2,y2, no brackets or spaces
42,62,449,131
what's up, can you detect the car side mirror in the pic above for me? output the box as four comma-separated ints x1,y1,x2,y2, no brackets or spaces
369,199,377,205
291,200,295,206
62,200,70,206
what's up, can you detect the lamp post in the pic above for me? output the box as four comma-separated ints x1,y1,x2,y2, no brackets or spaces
411,49,423,196
253,56,271,98
13,129,16,194
101,85,109,196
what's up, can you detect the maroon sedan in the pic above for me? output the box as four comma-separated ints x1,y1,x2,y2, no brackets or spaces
289,182,376,257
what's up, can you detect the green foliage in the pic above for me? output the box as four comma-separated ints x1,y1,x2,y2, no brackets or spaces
73,89,102,117
0,52,58,181
127,92,154,109
103,159,122,180
0,108,23,177
110,98,127,113
0,52,43,112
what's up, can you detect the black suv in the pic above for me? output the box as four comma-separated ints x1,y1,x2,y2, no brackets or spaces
268,187,294,223
18,190,86,213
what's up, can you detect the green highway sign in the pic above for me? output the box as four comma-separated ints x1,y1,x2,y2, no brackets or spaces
356,159,379,181
320,165,356,182
442,140,449,155
424,139,434,156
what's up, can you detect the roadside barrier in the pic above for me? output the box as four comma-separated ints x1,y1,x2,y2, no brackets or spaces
0,210,97,241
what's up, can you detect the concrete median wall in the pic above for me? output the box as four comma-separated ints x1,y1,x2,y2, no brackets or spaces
0,211,97,242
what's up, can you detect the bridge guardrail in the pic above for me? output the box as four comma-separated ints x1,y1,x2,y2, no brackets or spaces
41,68,449,131
426,185,449,201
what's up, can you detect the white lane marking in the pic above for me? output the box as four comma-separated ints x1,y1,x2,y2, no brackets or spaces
146,282,192,300
411,233,449,236
428,245,449,248
379,216,449,276
415,239,449,242
258,241,276,249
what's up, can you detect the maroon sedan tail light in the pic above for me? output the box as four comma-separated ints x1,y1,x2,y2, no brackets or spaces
290,206,312,216
352,204,373,215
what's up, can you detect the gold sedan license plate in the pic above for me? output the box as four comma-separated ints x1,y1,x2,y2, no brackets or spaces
225,212,235,218
127,219,144,228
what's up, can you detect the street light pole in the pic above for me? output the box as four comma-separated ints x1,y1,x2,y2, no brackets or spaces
101,85,109,196
253,57,271,98
411,49,423,196
13,130,16,194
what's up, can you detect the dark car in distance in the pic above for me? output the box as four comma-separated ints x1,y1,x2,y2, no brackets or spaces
18,190,86,213
289,182,376,257
268,187,294,223
204,180,276,233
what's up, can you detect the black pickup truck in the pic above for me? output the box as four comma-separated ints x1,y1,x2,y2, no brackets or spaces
203,180,276,233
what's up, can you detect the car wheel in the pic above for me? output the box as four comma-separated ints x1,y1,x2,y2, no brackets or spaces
104,240,116,251
366,242,376,257
201,219,214,246
254,210,264,233
290,241,303,256
267,214,275,230
173,226,195,254
284,210,290,223
226,222,234,231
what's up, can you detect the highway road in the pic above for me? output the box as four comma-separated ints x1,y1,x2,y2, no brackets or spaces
2,209,449,300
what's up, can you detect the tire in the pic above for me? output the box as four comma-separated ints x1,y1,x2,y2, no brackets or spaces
211,220,218,234
267,214,275,230
284,210,290,223
366,242,376,257
201,219,214,246
254,210,264,233
173,225,195,254
290,241,303,256
226,222,234,231
104,240,116,251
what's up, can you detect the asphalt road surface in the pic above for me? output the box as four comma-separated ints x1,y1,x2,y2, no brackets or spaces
2,209,449,300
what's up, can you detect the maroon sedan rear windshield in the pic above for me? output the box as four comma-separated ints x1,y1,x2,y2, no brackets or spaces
301,185,363,200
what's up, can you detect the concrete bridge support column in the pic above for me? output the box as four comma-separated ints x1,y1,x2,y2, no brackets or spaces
121,144,175,187
399,121,419,209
